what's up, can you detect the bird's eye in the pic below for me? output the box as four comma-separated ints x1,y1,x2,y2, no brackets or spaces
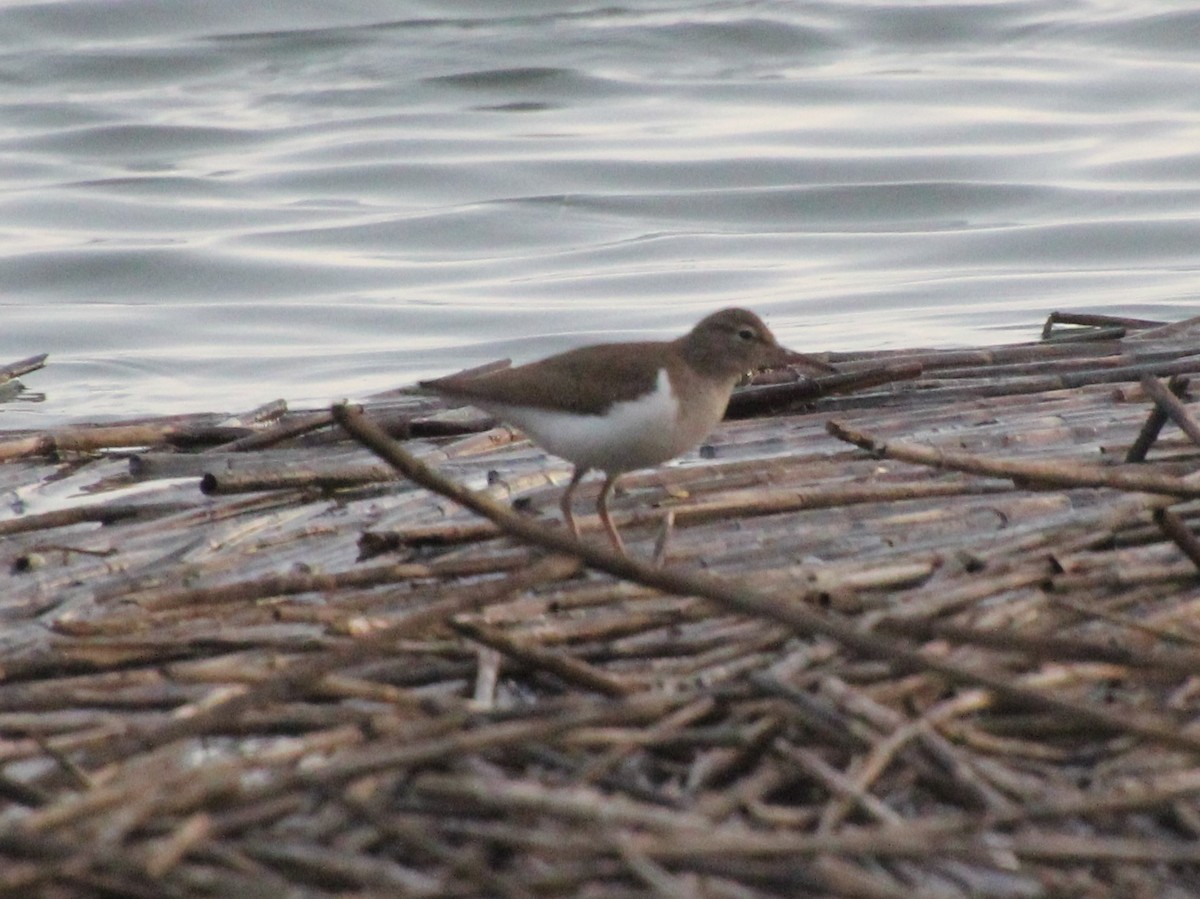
737,327,756,342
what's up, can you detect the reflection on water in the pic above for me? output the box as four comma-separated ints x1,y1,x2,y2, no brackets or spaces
2,1,1198,422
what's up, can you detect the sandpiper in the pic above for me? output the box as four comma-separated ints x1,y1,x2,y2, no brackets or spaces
421,307,830,554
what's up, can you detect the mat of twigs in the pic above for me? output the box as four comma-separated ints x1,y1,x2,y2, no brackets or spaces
3,311,1200,898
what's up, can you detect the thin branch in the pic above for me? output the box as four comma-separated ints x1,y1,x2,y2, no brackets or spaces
1140,373,1200,448
827,419,1200,498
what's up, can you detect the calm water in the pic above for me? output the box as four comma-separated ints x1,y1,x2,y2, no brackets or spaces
3,1,1199,424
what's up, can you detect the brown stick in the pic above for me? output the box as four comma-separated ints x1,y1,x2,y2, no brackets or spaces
449,618,634,698
0,423,252,461
1154,508,1200,572
727,363,923,419
358,520,503,555
627,826,1200,864
1126,375,1190,462
213,410,335,452
1140,373,1200,448
827,419,1200,498
875,615,1200,674
1043,326,1128,343
0,502,190,537
198,464,396,495
1042,311,1164,338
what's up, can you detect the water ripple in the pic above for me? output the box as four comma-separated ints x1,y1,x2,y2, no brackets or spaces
2,0,1199,422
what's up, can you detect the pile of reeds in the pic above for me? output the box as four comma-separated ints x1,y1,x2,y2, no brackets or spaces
1,312,1199,897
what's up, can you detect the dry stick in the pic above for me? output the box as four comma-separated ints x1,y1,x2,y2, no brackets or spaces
1125,313,1200,341
229,398,289,426
827,419,1200,498
1043,325,1128,343
0,422,250,462
0,771,50,808
1140,373,1200,447
726,362,923,419
821,354,1200,413
143,813,212,879
409,771,714,832
359,519,502,555
235,839,439,893
0,352,48,384
933,352,1137,381
1043,588,1200,647
830,339,1121,369
449,618,635,698
825,337,1200,383
612,835,697,899
815,675,1010,816
1126,375,1190,462
1154,508,1200,573
627,826,1200,865
1012,767,1200,824
198,464,396,495
1042,311,1164,338
820,693,1000,834
288,409,498,448
690,715,784,794
0,502,192,537
119,561,437,611
668,479,1012,527
778,744,901,825
578,697,718,785
332,404,1200,754
212,410,335,453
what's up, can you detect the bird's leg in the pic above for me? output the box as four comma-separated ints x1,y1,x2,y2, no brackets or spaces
597,473,627,556
560,466,587,539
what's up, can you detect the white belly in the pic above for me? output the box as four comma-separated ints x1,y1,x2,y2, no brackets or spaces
481,369,703,474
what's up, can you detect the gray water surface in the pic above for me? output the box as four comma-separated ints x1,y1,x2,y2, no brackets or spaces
3,1,1199,423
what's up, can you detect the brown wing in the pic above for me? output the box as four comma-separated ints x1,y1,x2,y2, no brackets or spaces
421,341,671,416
